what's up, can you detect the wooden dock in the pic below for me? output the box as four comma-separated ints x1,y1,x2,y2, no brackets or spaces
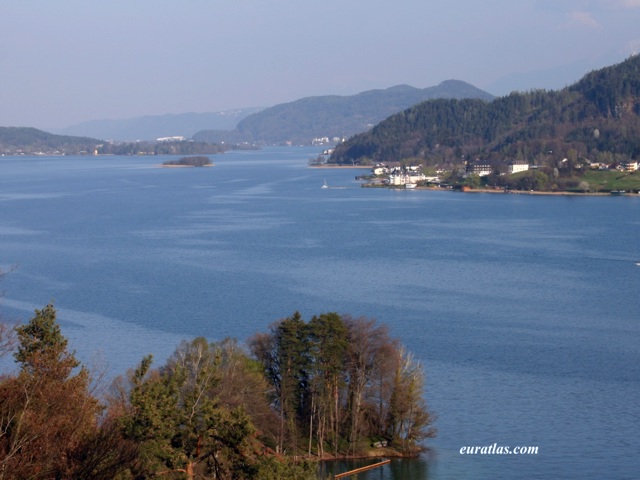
334,459,391,478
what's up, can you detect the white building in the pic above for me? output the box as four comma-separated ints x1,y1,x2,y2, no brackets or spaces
467,162,492,177
387,172,428,186
156,136,185,142
508,161,529,174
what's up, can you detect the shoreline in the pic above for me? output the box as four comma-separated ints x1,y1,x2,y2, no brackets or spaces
451,187,635,196
454,187,607,196
292,445,426,463
374,185,638,197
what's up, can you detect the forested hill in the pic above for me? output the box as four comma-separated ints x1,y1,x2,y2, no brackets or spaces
330,55,640,166
0,127,102,155
193,80,494,145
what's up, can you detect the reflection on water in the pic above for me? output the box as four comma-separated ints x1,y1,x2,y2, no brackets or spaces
318,457,430,480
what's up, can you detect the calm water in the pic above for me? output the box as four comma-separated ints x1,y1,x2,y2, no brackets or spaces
1,147,639,479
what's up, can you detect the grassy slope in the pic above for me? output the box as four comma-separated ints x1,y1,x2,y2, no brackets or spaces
579,170,640,192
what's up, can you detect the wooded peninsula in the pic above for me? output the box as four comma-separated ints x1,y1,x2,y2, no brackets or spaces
0,304,435,479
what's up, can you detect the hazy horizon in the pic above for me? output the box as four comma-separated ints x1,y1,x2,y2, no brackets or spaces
1,1,639,130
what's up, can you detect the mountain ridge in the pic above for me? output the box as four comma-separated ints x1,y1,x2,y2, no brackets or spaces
193,80,494,145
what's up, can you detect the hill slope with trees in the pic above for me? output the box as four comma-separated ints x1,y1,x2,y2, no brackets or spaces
0,127,102,155
193,80,494,145
330,55,640,169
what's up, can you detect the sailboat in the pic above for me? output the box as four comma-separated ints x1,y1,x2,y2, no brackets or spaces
321,179,329,189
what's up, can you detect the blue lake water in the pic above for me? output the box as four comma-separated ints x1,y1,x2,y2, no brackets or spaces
1,147,639,479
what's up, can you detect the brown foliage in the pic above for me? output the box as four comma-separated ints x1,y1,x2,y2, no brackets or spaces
0,304,136,479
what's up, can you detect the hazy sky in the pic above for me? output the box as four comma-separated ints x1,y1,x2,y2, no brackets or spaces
1,0,639,129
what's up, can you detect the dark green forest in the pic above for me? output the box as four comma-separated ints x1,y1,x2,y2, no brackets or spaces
0,304,434,479
330,55,640,168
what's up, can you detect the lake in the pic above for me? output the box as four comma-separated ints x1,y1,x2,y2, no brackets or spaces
1,147,638,479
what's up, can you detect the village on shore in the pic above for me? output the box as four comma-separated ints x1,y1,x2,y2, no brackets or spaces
312,153,640,196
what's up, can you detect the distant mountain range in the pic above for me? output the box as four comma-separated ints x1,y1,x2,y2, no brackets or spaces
54,109,263,142
193,80,494,145
2,79,493,154
51,81,494,145
7,53,640,166
330,55,640,168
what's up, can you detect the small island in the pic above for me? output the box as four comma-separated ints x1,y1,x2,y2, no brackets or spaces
162,155,213,167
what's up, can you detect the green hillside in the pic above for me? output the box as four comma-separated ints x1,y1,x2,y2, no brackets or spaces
330,55,640,168
193,80,494,145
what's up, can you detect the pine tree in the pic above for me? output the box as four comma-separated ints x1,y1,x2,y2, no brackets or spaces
308,313,348,457
1,304,104,478
250,312,310,454
14,303,80,380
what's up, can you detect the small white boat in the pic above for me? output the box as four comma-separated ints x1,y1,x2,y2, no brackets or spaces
405,183,417,189
321,179,329,189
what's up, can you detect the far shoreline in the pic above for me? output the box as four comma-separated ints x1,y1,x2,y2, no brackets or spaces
308,164,371,169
